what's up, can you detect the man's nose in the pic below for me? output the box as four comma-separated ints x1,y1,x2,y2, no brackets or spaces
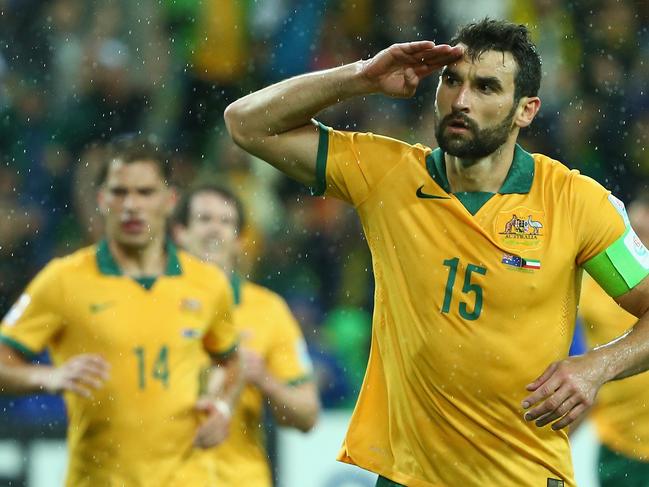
451,84,471,112
123,193,140,211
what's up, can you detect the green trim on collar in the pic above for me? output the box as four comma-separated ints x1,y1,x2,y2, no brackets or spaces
426,148,451,193
96,239,121,276
0,335,38,361
134,277,157,290
165,241,182,276
311,121,329,196
230,273,242,306
455,192,495,216
425,144,535,195
96,239,183,277
499,145,535,194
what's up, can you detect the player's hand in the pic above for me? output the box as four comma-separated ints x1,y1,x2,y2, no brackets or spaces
359,41,464,98
193,397,231,449
42,354,110,397
521,354,606,430
241,349,269,388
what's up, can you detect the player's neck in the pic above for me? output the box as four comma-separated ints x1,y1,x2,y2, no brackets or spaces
445,140,516,193
108,237,167,278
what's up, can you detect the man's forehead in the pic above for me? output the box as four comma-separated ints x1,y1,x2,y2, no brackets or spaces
191,192,237,216
105,160,167,188
107,159,165,177
448,45,517,78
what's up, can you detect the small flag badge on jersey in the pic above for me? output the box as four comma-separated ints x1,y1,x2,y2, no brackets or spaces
547,479,564,487
502,253,541,270
181,328,201,339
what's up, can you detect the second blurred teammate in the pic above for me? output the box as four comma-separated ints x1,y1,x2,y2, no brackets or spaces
174,182,320,486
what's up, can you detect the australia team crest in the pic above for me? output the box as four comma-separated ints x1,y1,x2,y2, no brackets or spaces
495,207,545,251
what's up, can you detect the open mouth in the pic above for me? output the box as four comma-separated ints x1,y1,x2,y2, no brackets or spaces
447,118,470,129
121,219,145,233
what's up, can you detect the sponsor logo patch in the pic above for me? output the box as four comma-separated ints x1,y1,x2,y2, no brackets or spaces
89,302,114,314
547,479,564,487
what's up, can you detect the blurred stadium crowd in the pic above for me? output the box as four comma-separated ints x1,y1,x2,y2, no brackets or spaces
0,0,647,422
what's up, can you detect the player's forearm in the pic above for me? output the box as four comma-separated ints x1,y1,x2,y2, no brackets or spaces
260,378,319,432
211,350,243,410
224,61,372,144
0,362,52,394
591,312,649,382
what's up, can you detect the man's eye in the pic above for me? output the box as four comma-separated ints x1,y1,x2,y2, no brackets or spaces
445,76,459,86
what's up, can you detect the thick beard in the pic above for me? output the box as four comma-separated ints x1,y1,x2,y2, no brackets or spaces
435,104,517,161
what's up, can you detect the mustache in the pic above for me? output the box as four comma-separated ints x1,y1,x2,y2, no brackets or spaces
440,112,479,132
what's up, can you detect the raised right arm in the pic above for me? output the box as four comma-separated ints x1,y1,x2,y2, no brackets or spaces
224,42,464,186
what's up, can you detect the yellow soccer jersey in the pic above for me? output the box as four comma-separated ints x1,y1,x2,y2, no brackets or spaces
214,276,313,487
312,124,629,487
0,241,237,487
579,274,649,460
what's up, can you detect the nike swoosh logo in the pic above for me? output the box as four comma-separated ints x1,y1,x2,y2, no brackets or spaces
416,185,451,199
89,302,114,314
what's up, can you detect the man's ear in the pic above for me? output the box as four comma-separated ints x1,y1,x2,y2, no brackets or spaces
515,96,541,128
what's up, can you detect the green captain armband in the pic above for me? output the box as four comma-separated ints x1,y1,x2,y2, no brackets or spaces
583,227,649,297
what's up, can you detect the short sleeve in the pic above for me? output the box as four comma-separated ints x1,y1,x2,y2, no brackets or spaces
571,174,626,265
312,122,424,206
0,260,67,357
202,277,238,360
572,175,649,296
266,296,313,384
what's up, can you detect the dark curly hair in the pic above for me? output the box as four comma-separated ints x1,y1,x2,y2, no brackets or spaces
96,133,171,186
450,18,542,102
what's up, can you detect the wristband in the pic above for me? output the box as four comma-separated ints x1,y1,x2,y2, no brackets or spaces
214,399,232,419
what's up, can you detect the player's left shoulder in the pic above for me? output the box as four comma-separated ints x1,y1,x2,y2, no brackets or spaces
240,280,289,310
176,250,229,291
532,151,609,198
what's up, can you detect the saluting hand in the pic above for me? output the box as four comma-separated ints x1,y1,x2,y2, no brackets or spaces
43,354,110,398
360,41,464,98
521,354,606,430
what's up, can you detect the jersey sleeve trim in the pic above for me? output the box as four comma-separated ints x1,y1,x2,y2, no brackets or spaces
0,334,39,360
208,341,239,362
310,121,330,196
583,227,649,297
286,374,313,386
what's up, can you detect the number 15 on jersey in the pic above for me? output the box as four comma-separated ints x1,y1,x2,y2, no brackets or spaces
442,258,487,321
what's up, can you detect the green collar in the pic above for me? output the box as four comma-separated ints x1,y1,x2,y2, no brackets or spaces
425,144,535,194
230,273,242,306
96,239,182,277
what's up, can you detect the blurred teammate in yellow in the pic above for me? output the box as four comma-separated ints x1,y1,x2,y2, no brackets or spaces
225,17,649,487
174,182,320,486
579,192,649,486
0,135,241,487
